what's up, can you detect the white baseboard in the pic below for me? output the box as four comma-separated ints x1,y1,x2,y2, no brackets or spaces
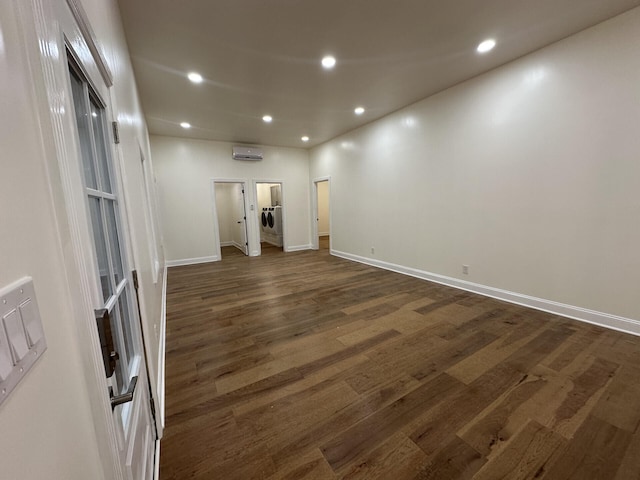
331,249,640,337
220,241,233,247
232,241,245,252
318,231,329,237
286,244,312,252
165,255,219,267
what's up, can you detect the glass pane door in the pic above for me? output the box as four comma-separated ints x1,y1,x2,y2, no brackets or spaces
68,62,139,397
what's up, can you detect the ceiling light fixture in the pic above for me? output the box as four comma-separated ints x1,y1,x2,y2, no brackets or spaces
477,39,496,53
187,72,203,83
180,122,191,129
301,136,310,142
354,106,365,115
321,56,336,69
262,115,273,123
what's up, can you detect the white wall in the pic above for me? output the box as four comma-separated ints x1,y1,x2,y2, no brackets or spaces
310,8,640,328
152,136,311,261
256,183,273,210
0,0,164,478
317,181,330,236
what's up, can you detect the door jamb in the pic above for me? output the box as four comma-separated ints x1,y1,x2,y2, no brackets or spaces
311,176,331,251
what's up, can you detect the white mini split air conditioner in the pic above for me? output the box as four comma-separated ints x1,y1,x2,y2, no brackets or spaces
232,146,263,161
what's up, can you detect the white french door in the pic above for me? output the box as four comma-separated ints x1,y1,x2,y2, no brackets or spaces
236,184,249,255
66,55,155,480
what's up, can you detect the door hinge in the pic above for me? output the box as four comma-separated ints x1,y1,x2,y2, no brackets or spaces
132,269,139,291
112,121,120,144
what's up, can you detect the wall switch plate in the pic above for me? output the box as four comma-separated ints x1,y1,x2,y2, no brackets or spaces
0,277,47,407
462,265,469,275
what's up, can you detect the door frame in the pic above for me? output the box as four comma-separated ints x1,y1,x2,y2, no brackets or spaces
211,179,251,259
252,179,287,256
311,176,332,251
18,0,156,478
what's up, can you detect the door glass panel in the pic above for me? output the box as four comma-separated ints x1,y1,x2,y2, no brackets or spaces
69,56,143,430
117,290,135,369
105,199,124,287
109,305,126,394
88,196,112,302
69,69,98,189
90,97,112,193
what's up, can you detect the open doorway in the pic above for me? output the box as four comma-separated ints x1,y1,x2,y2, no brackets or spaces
313,178,331,251
255,182,284,255
213,181,248,259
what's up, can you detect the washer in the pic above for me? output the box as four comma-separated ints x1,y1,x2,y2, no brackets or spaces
271,206,282,235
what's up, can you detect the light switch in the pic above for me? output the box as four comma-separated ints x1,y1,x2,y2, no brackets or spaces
0,327,12,381
3,309,29,363
19,299,44,347
0,277,47,407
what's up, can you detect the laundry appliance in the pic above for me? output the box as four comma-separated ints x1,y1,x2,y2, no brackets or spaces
260,206,283,246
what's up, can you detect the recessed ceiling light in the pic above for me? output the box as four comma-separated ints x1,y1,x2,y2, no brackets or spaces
301,136,310,142
321,56,336,69
262,115,273,123
180,122,191,129
477,39,496,54
187,72,203,83
354,107,365,115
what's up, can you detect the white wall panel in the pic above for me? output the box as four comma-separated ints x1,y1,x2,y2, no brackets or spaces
310,8,640,322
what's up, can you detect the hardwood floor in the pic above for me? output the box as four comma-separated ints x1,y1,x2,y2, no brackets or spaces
160,248,640,479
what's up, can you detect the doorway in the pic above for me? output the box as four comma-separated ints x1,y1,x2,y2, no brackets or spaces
255,182,284,255
313,178,331,251
213,181,249,259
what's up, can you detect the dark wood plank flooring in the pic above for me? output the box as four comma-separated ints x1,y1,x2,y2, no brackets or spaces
160,247,640,479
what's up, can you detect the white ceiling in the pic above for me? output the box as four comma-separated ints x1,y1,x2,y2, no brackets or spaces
117,0,640,149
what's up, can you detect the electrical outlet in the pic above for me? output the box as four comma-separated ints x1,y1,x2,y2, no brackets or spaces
371,247,375,254
462,265,469,275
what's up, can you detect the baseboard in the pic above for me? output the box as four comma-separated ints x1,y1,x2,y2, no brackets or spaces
165,255,219,267
318,231,329,237
286,244,312,252
220,241,233,247
232,241,245,252
331,249,640,337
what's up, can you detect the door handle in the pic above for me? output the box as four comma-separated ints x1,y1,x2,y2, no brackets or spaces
111,375,138,409
95,308,117,378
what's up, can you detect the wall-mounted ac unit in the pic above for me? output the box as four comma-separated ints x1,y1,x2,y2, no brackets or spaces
232,146,263,161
